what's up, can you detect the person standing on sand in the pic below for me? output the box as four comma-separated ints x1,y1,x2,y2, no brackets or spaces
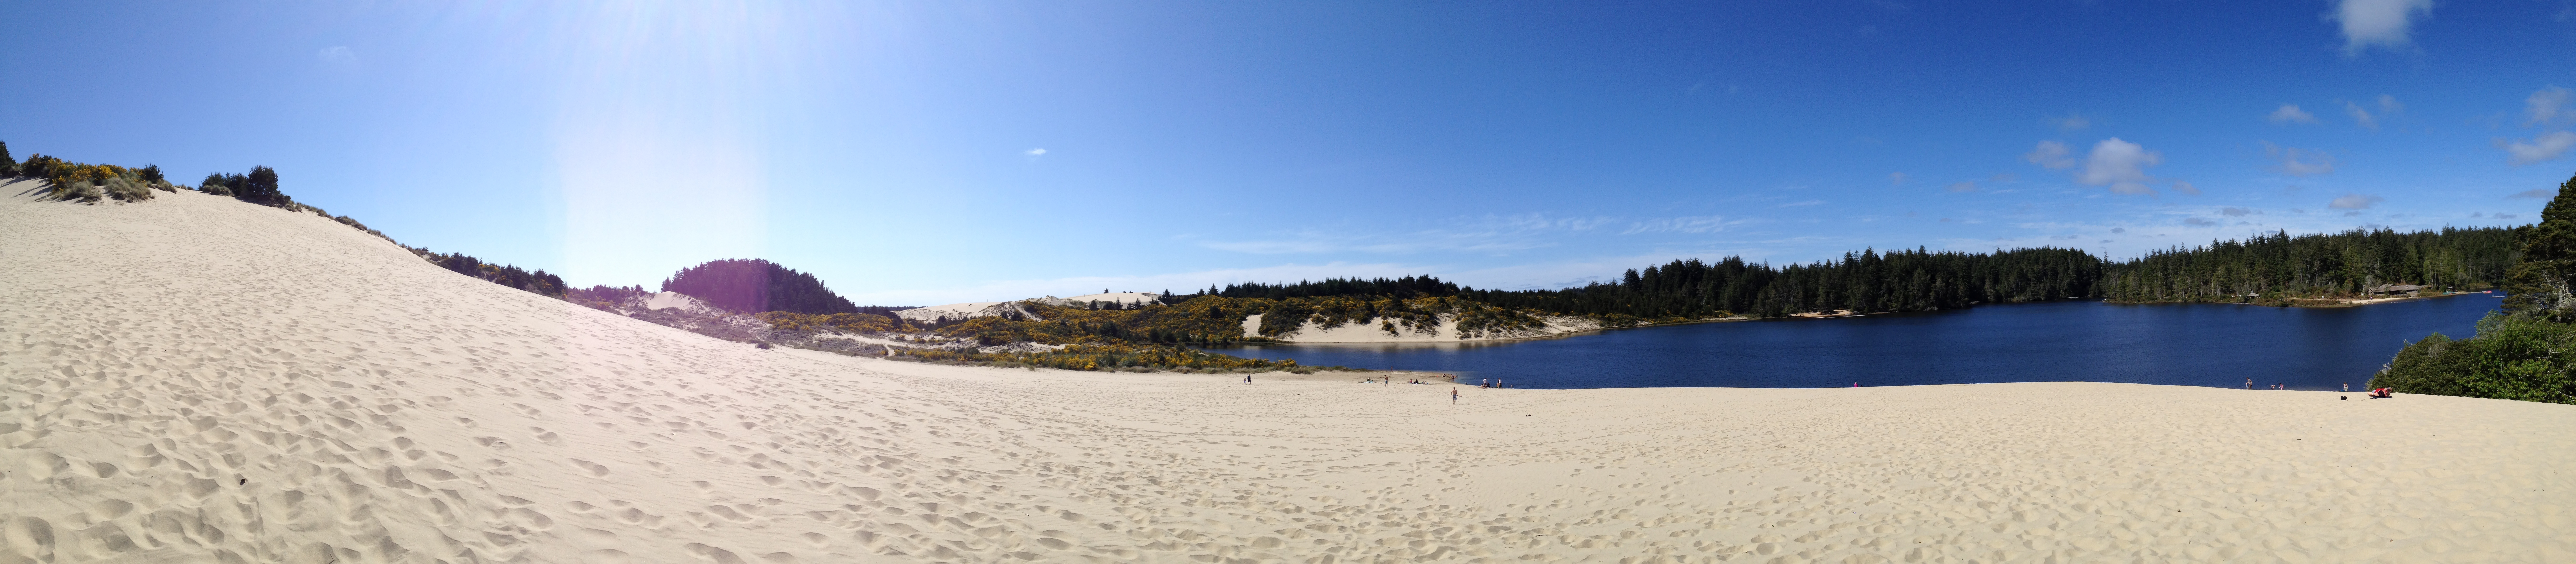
1451,388,1459,404
2246,378,2253,390
1245,375,1252,385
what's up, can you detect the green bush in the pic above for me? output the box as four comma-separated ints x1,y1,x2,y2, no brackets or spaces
2370,313,2576,403
52,178,102,202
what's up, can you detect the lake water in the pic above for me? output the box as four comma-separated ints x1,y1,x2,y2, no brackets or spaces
1206,295,2506,390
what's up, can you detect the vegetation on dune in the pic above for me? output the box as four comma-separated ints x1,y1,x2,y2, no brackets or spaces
2370,174,2576,404
2101,227,2515,305
935,297,1276,345
200,166,291,206
410,247,569,298
661,258,883,316
13,153,178,203
888,342,1325,373
755,311,908,334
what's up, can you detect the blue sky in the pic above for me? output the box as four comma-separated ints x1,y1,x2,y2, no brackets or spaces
6,1,2576,305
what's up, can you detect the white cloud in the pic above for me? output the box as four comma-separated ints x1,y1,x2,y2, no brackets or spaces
2377,94,2403,114
1947,181,1977,193
2023,141,2075,169
2510,188,2555,198
2499,131,2576,165
2264,142,2337,176
2076,138,2163,195
2344,101,2378,130
1888,172,1907,185
2050,113,2091,131
1775,200,1825,208
2528,86,2573,126
2222,207,2252,216
2269,104,2318,124
2329,194,2385,209
2330,0,2434,56
1024,148,1048,156
2183,218,2218,227
2171,181,2201,195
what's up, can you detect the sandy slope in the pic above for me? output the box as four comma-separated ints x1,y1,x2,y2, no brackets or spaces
6,183,2576,564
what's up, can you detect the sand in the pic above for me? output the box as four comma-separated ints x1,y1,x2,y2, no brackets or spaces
1241,314,1601,344
6,182,2576,563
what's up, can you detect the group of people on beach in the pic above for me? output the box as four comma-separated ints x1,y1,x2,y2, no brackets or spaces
2240,378,2395,398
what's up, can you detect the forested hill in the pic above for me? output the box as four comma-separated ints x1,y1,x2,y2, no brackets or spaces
660,259,878,315
1166,247,2108,322
1465,248,2102,319
1172,226,2526,322
2101,227,2517,305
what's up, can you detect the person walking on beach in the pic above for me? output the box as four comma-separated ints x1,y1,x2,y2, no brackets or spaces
1245,374,1252,385
1451,387,1459,405
2246,378,2253,390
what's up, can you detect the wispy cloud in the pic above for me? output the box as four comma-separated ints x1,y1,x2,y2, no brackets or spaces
1024,148,1048,156
2499,131,2576,165
1198,214,1621,255
2023,141,2075,169
2524,86,2570,126
1775,200,1825,208
2264,142,2337,176
2269,104,2318,124
2048,113,2091,131
1620,215,1740,235
2330,0,2433,57
317,46,359,69
2343,101,2378,130
2510,189,2555,198
1888,172,1907,186
1947,181,1977,193
2329,194,2385,209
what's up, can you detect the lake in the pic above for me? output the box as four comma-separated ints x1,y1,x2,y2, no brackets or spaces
1207,295,2506,390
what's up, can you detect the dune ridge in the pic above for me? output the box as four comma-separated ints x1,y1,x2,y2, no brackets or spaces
5,181,2574,563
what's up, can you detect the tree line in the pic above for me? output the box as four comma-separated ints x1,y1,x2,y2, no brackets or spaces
2100,228,2517,304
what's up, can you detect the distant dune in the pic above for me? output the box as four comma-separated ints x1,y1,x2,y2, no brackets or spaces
5,179,2573,563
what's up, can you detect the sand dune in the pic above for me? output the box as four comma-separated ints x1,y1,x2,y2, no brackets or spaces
6,182,2575,563
1241,313,1599,343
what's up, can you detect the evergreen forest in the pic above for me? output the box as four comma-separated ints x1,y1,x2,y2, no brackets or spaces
2099,228,2517,305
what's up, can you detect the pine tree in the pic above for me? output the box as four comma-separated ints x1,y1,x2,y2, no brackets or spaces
2506,174,2576,320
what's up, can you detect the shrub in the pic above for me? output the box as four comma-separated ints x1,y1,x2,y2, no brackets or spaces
52,178,102,202
234,166,287,206
102,176,154,201
197,172,233,195
2370,313,2576,403
0,140,15,177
